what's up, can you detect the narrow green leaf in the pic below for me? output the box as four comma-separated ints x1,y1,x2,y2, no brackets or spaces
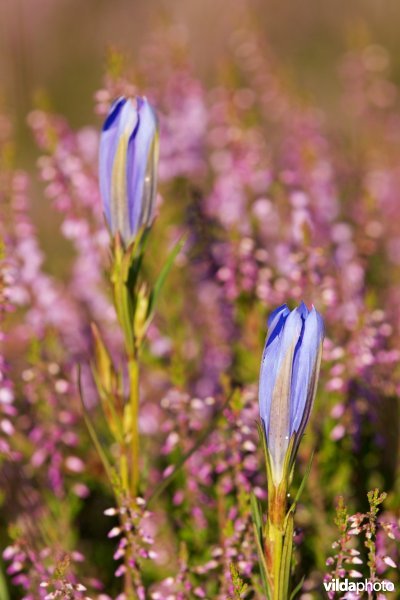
250,491,263,534
293,450,314,506
280,512,294,598
90,363,124,445
77,366,116,485
146,234,186,320
250,492,271,599
284,450,314,529
127,226,151,289
112,273,135,356
256,420,273,487
289,576,305,600
283,433,296,482
0,566,10,600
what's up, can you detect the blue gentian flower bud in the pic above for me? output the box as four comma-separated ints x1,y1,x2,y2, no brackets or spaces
259,302,324,485
99,96,159,244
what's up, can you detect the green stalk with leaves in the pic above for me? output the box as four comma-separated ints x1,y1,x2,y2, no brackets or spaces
79,95,183,597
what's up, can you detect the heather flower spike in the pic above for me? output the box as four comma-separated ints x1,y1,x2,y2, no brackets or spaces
259,302,324,485
99,96,159,245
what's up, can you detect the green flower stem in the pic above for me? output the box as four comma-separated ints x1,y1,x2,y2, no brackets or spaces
122,519,138,600
120,450,129,493
124,576,136,600
128,356,140,497
110,236,141,496
266,482,292,600
270,523,284,600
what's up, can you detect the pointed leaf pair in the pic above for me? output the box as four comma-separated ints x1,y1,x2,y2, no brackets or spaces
90,323,124,444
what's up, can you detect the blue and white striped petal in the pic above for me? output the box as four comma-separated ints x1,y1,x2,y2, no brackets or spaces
259,302,324,485
99,96,159,244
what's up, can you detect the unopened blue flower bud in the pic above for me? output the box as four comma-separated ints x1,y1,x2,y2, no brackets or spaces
99,96,159,244
259,302,324,485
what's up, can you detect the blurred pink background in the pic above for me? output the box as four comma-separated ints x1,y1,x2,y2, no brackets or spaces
2,0,400,246
2,0,400,146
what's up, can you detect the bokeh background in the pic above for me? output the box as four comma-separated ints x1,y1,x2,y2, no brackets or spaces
2,1,400,598
2,0,400,264
2,0,400,254
2,0,400,294
2,0,400,156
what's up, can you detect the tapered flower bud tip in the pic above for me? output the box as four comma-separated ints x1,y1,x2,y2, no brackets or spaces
99,96,159,245
259,302,324,485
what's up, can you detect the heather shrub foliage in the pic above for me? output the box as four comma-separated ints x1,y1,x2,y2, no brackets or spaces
1,18,400,600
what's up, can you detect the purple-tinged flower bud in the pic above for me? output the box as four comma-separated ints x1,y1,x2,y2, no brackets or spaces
99,96,159,244
259,302,324,485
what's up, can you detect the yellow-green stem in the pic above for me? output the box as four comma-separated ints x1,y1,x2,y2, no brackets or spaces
267,482,288,600
122,521,139,600
128,357,140,497
272,527,284,600
122,530,137,600
120,452,129,493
